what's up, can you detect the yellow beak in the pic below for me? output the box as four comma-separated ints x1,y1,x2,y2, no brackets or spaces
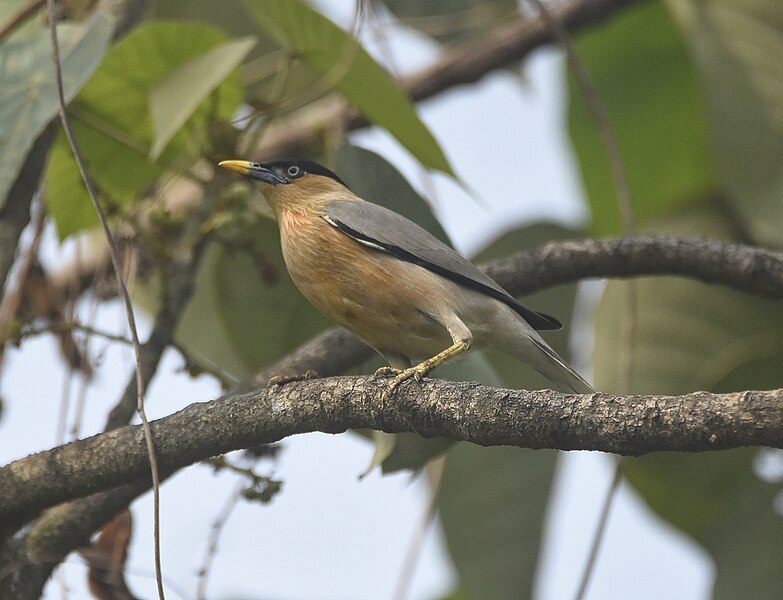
218,159,254,176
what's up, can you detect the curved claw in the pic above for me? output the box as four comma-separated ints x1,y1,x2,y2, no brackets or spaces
381,363,429,402
374,366,401,378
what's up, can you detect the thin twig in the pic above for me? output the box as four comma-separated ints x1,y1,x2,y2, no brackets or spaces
528,0,634,232
70,294,102,439
0,0,45,42
18,321,133,346
573,457,623,600
392,456,446,600
526,4,637,596
195,484,243,600
0,201,46,343
45,2,165,598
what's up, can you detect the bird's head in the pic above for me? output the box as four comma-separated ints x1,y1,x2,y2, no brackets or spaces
218,158,349,215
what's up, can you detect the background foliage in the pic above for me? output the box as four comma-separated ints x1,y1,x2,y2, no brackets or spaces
1,0,781,598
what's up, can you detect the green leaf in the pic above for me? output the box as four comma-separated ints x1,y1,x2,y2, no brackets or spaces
174,244,254,380
149,36,255,159
212,217,332,371
383,0,518,45
593,207,783,395
670,0,783,248
335,145,450,243
438,444,556,600
0,13,113,207
567,1,716,235
428,223,577,599
593,205,783,598
243,0,455,176
627,450,783,600
45,22,246,239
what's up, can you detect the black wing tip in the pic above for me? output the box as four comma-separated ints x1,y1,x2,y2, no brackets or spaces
532,311,563,331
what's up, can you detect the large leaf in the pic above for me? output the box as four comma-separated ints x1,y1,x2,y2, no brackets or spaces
593,207,783,395
567,1,715,235
593,206,783,598
383,0,518,45
431,223,582,600
174,244,255,380
0,13,112,206
45,22,247,239
335,145,450,243
212,217,332,371
438,444,557,600
243,0,454,176
149,36,256,159
148,0,321,108
670,0,783,248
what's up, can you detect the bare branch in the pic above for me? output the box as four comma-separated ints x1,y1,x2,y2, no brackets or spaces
487,235,783,299
253,0,646,158
1,376,781,530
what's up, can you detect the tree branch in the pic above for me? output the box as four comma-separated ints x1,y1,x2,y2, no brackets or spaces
0,122,57,296
1,376,781,529
490,235,783,298
253,0,646,158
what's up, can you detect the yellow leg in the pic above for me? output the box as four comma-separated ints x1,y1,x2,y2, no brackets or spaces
377,339,471,401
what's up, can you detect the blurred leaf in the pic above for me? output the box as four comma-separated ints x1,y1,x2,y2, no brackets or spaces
0,13,112,207
626,449,783,600
80,510,134,600
430,223,580,600
175,244,255,380
472,223,584,390
670,0,783,247
594,205,783,598
150,36,255,159
0,1,35,39
360,431,398,478
335,144,450,243
438,444,556,600
568,1,715,235
148,0,308,105
45,22,246,239
243,0,455,176
593,206,783,395
212,218,332,370
384,0,517,45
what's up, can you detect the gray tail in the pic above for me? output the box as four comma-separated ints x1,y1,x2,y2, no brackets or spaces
529,336,595,394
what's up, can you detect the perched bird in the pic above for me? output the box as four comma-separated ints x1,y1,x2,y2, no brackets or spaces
219,158,593,396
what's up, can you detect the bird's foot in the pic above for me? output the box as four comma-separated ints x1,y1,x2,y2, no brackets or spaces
374,366,401,378
268,369,320,388
379,363,431,402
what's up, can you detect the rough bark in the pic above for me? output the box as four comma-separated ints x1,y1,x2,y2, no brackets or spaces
2,377,781,530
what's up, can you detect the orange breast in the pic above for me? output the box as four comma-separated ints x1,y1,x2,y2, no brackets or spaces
278,209,452,358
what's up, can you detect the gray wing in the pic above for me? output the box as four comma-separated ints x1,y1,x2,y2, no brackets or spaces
322,200,561,331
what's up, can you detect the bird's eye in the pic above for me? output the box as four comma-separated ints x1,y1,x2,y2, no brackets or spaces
287,166,301,178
